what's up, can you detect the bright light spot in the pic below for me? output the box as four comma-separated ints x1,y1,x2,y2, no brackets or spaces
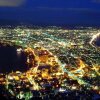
90,32,100,47
17,48,22,52
71,86,77,90
59,88,66,92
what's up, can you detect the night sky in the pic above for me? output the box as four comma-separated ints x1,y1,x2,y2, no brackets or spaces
0,0,100,27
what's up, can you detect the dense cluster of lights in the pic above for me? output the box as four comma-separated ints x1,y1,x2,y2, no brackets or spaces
0,27,100,99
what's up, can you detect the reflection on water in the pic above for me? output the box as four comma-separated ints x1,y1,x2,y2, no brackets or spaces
0,44,27,73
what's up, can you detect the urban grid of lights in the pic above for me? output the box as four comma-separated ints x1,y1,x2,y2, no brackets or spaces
0,27,100,99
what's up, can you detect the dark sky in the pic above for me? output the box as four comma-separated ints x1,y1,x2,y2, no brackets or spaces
0,0,100,26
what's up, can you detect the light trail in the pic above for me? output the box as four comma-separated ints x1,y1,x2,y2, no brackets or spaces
61,63,92,87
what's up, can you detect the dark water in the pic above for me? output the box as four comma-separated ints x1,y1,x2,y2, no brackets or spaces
0,45,27,73
94,37,100,47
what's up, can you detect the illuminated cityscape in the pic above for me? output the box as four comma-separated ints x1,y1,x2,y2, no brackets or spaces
0,27,99,99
